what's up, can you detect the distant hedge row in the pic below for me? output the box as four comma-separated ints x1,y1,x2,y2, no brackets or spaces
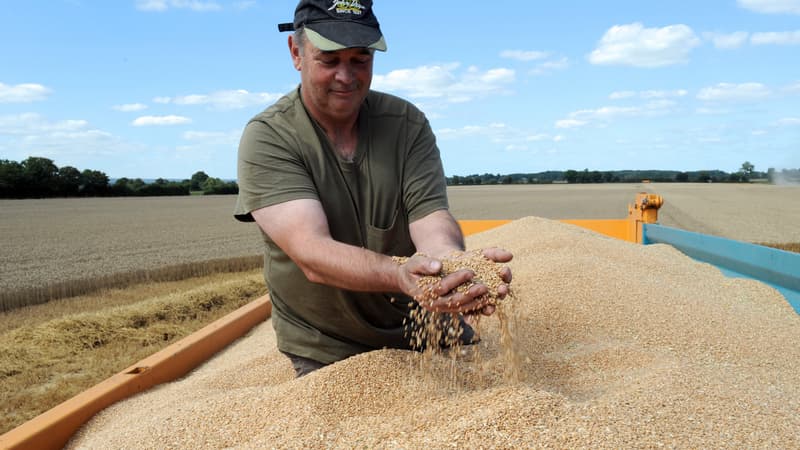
0,157,237,199
447,166,799,186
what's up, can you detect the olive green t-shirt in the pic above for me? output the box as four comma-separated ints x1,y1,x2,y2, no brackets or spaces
234,88,449,364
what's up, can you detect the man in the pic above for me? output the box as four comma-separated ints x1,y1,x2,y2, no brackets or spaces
235,0,512,377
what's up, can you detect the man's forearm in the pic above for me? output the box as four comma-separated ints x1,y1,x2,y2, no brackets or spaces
409,209,465,258
294,238,403,293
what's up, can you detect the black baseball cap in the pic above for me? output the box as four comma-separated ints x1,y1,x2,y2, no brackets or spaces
278,0,387,52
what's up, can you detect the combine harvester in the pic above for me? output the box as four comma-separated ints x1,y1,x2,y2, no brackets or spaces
2,192,798,449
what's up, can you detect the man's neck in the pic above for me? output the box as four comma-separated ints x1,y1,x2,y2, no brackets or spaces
300,92,360,161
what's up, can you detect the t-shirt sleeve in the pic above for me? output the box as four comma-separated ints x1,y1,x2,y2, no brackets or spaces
402,113,449,223
234,119,319,222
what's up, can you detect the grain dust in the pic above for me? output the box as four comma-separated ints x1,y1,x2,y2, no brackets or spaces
67,217,800,449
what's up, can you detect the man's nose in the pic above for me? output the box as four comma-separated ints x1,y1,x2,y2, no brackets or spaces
334,63,355,84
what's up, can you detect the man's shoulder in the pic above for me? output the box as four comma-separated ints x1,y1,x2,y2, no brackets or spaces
366,90,426,122
249,88,303,125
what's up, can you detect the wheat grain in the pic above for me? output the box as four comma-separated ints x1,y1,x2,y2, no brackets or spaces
66,217,800,449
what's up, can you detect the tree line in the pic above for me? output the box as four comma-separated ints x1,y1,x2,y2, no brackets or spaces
0,157,238,199
447,162,800,186
3,157,798,199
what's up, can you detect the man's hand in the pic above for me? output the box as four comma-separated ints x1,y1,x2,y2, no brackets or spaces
471,247,513,317
396,247,513,315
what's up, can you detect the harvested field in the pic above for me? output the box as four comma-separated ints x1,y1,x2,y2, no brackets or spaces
0,271,265,434
66,217,800,448
0,196,264,309
648,183,800,243
3,183,798,309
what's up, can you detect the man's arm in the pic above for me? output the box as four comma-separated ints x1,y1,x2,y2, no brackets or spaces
407,209,465,258
252,198,402,291
252,200,501,313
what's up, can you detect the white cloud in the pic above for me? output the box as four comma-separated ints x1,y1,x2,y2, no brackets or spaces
0,113,88,135
609,91,635,100
435,123,559,146
131,115,192,126
113,103,148,112
695,107,732,115
778,117,800,126
436,123,509,139
499,50,549,61
572,105,643,120
372,63,515,103
530,57,570,75
136,0,222,12
154,89,281,110
751,30,800,45
556,98,678,129
538,57,569,70
589,23,701,67
0,113,119,160
0,82,52,103
505,144,528,151
785,81,800,92
525,134,551,142
609,89,687,100
696,82,771,101
738,0,800,14
555,119,588,129
703,31,750,49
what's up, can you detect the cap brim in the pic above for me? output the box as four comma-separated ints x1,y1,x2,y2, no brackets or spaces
305,23,387,52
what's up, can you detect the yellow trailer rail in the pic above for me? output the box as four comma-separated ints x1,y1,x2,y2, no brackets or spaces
0,297,271,450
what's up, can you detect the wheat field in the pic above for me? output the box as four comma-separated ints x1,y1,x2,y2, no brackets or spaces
2,184,798,310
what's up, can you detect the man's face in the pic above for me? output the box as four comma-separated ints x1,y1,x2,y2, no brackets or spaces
290,34,374,125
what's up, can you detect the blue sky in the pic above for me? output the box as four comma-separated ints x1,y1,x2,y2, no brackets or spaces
1,0,798,179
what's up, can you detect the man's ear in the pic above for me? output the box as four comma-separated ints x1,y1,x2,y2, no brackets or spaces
288,35,302,71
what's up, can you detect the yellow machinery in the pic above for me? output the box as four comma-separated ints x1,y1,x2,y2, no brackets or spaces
459,191,664,243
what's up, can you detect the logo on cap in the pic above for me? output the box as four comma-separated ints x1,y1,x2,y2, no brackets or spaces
328,0,365,16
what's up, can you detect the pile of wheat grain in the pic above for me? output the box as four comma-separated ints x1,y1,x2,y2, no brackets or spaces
67,217,800,448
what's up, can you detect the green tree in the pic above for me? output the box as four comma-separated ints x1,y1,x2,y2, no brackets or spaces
190,171,210,191
675,172,689,182
80,169,110,196
740,161,754,181
564,170,578,183
57,166,82,196
131,178,146,191
201,177,238,195
112,177,134,196
0,159,24,198
21,156,59,197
